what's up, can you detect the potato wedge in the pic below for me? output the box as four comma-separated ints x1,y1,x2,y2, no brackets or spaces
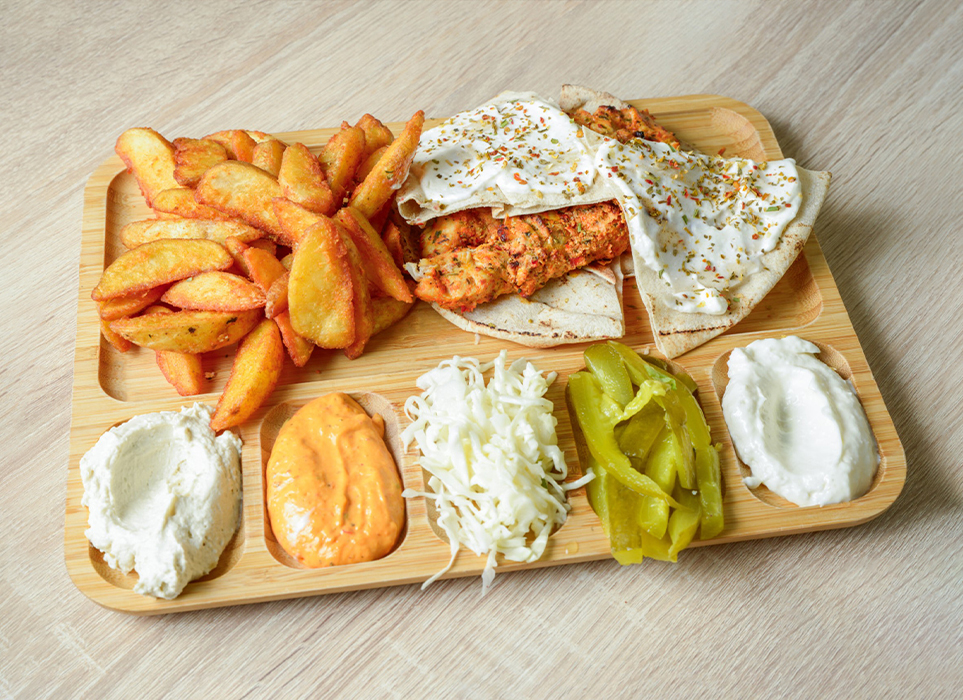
319,125,365,205
349,110,425,219
195,161,285,240
368,200,391,234
210,318,284,431
278,143,336,215
151,187,235,220
273,311,313,367
342,236,375,360
356,114,394,159
119,219,262,249
173,137,228,187
115,128,179,207
280,252,294,270
162,271,266,311
100,318,132,353
356,145,387,184
289,218,355,348
109,309,260,353
241,247,287,293
252,138,286,177
144,305,205,396
264,271,289,319
273,197,323,247
97,286,167,321
371,294,414,336
388,209,421,264
204,129,257,162
335,207,412,303
223,236,252,275
92,239,233,301
248,238,277,256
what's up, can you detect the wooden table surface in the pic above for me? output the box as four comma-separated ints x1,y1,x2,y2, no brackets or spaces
3,1,961,697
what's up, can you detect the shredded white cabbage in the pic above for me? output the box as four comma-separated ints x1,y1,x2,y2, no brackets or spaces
401,351,593,593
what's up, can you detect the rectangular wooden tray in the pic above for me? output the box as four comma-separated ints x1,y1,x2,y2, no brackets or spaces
65,95,906,614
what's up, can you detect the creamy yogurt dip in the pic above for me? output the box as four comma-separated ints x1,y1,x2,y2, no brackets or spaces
721,336,878,506
80,403,242,599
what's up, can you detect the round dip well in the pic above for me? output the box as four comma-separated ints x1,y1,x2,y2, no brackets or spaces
721,336,878,507
80,403,242,599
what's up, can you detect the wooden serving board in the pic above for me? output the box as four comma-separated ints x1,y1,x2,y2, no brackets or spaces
65,95,906,614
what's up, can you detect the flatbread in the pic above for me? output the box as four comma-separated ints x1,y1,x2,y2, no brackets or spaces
560,84,832,358
426,262,624,348
559,84,633,114
634,167,831,358
396,92,614,226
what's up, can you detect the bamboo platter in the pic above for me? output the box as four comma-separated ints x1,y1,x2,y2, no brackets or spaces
65,95,906,614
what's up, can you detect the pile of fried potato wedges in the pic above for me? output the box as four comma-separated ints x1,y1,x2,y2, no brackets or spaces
95,112,425,431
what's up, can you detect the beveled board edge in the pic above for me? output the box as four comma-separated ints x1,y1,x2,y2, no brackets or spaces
64,95,905,614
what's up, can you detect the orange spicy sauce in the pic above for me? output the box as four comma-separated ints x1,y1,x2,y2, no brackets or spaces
267,393,405,568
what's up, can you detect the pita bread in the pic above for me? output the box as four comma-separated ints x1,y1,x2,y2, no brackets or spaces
396,91,614,226
426,262,624,348
560,84,832,358
634,166,831,358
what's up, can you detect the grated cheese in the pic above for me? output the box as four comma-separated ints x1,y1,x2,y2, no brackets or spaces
401,351,593,593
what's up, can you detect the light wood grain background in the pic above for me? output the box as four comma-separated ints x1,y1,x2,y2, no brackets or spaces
2,1,961,698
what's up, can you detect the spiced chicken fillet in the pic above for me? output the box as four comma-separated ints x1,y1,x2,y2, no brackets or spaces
413,201,628,311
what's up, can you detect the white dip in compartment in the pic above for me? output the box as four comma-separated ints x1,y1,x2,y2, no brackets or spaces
80,403,242,599
721,336,878,506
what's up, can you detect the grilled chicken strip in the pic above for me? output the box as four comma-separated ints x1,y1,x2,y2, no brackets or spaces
414,201,628,311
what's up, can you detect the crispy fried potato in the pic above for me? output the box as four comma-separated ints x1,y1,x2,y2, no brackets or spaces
162,271,266,311
119,219,262,249
368,200,391,233
248,238,277,256
335,207,412,303
241,247,287,293
100,318,132,353
388,209,420,264
210,318,284,431
195,161,285,240
97,286,167,321
223,235,252,275
252,138,286,177
144,305,205,396
279,143,336,215
264,271,289,319
288,218,355,348
348,110,424,219
151,187,235,220
319,125,365,205
356,145,387,184
204,129,257,162
245,130,273,143
232,131,257,163
92,239,233,301
356,114,394,159
173,137,229,187
342,237,375,360
273,197,323,247
110,309,260,353
381,219,405,269
371,294,414,336
274,310,313,367
115,128,179,207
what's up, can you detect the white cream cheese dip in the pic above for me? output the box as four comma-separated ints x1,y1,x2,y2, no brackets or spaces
721,336,878,506
80,403,242,599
